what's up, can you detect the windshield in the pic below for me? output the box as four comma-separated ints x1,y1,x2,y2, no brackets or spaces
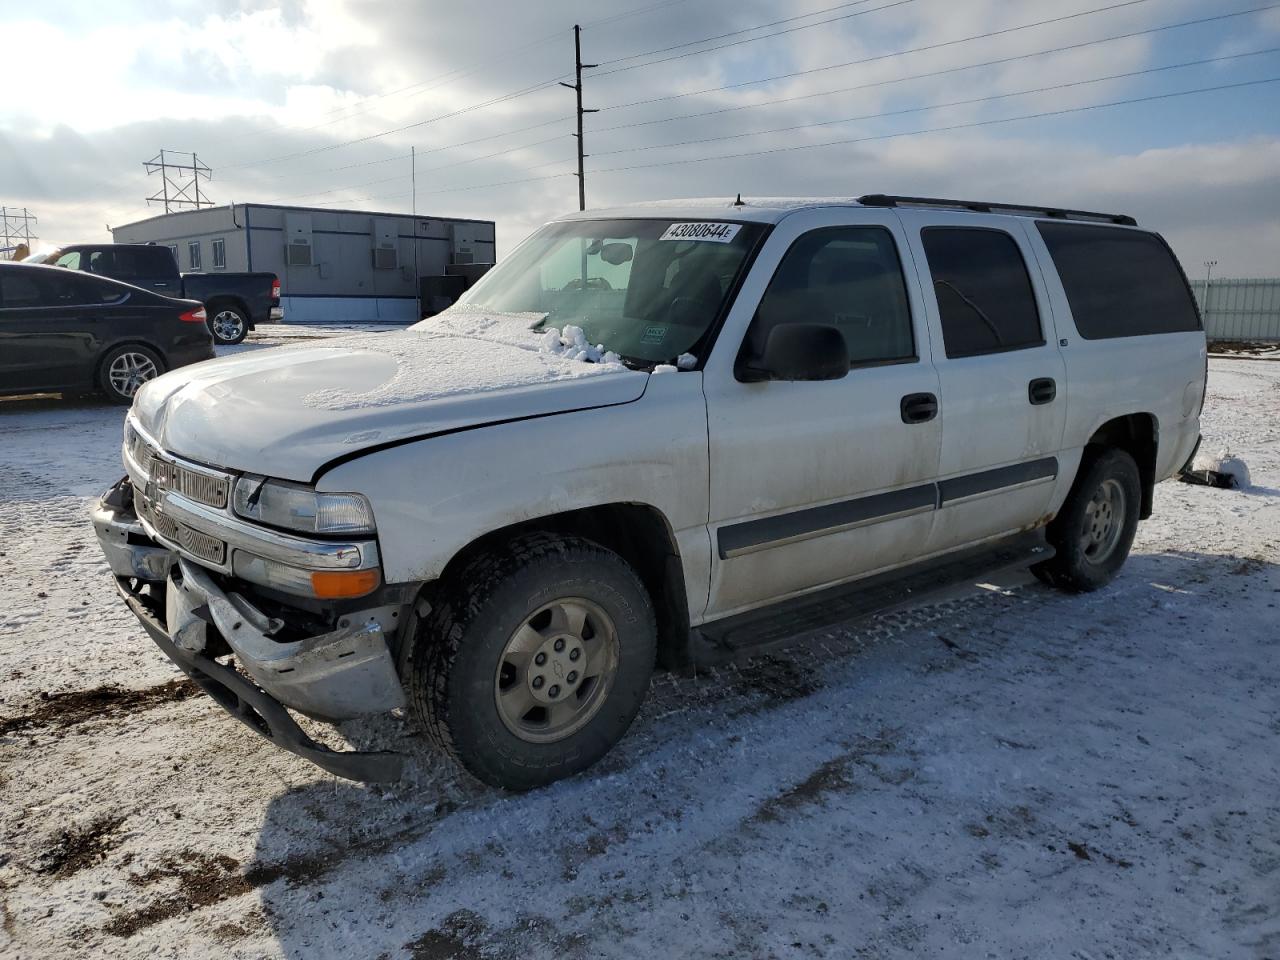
440,218,766,364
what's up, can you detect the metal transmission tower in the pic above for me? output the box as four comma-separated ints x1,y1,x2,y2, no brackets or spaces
560,25,598,211
0,207,37,259
144,150,214,213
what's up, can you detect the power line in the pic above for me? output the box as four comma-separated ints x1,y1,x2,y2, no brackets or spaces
251,114,575,182
587,76,1280,176
581,0,701,30
219,1,697,162
303,166,577,206
582,48,1280,160
599,0,1166,110
591,0,920,79
223,76,565,169
590,4,1280,134
266,130,572,204
281,76,1278,201
593,0,881,69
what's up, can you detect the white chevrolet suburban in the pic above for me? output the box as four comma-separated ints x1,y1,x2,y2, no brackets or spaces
92,195,1207,790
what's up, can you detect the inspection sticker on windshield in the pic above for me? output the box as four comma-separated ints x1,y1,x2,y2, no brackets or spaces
660,222,742,243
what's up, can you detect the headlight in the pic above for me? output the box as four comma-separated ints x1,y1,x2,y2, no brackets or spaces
232,476,375,535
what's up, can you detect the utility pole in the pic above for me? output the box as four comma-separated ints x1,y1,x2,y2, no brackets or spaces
412,145,421,320
0,206,37,259
560,24,598,211
144,150,215,213
1202,259,1218,314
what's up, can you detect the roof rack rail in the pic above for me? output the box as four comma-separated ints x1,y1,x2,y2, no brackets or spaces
857,194,1137,227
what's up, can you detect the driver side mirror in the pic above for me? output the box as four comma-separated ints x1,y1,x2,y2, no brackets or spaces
744,323,849,382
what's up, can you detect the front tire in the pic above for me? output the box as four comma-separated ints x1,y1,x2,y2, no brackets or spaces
99,345,164,405
408,534,657,791
208,305,248,345
1032,448,1141,592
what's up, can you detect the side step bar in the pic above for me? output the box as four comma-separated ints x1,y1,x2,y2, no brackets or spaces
690,530,1055,666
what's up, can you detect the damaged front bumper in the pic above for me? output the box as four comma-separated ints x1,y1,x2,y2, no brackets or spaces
92,479,406,782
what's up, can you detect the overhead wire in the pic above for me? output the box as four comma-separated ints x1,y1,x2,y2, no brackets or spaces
580,47,1280,160
597,0,1168,110
587,77,1280,176
587,4,1280,134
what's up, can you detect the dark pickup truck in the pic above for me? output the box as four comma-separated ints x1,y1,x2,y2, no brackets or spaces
36,243,282,345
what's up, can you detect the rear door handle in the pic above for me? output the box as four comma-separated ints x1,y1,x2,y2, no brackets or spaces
1029,377,1057,405
900,392,938,424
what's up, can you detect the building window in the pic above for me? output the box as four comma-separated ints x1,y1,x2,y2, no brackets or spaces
211,238,226,270
188,240,202,271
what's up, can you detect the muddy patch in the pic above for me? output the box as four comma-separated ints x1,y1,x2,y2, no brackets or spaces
752,756,855,824
35,816,125,878
0,680,196,737
107,853,255,937
405,910,584,960
407,909,487,960
732,654,820,705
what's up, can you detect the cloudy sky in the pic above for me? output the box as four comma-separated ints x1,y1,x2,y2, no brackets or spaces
2,0,1279,275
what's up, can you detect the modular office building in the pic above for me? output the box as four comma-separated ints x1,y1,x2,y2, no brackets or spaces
113,203,496,324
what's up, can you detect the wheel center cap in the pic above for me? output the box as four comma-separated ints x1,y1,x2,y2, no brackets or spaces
527,635,584,704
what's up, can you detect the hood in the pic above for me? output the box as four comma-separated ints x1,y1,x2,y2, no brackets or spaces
133,313,648,482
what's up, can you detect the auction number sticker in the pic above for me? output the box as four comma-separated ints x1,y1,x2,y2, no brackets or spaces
660,222,742,243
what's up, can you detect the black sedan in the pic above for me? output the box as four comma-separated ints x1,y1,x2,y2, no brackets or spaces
0,261,214,404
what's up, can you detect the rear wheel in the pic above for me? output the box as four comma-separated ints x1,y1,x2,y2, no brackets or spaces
99,345,164,404
1032,448,1141,592
408,533,657,791
208,305,248,345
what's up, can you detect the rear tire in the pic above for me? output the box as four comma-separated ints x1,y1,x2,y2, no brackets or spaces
99,345,165,405
408,533,657,791
208,305,248,345
1032,448,1141,592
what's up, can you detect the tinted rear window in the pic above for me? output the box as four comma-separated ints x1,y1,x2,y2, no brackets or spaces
0,270,43,308
1036,222,1201,339
921,227,1043,358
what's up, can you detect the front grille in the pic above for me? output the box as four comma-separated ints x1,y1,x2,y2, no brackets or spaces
126,422,230,509
149,458,230,509
137,493,227,566
177,526,227,565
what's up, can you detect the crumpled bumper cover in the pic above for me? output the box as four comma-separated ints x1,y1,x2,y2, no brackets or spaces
94,479,405,783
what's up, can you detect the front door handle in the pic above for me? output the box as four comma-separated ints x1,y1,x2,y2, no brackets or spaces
900,392,938,424
1029,377,1057,405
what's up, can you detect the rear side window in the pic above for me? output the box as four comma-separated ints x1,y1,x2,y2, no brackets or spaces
46,272,126,306
1036,222,1201,339
141,246,179,276
921,228,1043,358
748,226,915,366
0,271,44,308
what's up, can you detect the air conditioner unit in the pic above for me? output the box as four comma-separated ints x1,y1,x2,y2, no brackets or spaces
371,217,399,270
284,212,314,268
286,241,313,266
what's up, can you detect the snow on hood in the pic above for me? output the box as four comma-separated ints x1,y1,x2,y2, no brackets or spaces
302,310,624,410
132,311,646,483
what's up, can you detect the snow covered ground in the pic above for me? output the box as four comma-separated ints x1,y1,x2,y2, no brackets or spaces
1,337,1277,959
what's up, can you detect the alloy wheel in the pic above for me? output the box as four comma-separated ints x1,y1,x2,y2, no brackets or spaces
1080,477,1126,563
211,309,245,343
107,351,159,398
494,597,620,744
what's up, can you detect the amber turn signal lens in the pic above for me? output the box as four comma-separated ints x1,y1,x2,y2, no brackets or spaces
309,568,381,599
